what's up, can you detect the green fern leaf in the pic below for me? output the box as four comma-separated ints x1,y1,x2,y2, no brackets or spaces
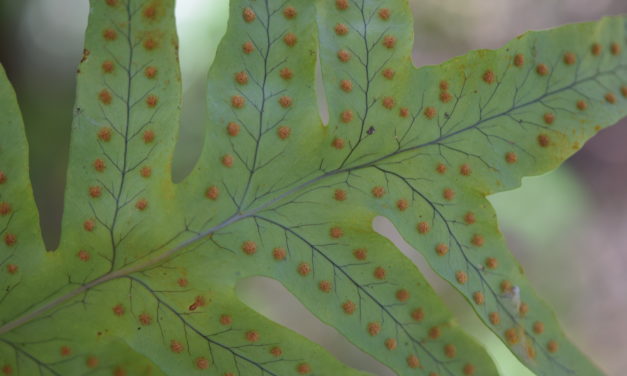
1,0,626,375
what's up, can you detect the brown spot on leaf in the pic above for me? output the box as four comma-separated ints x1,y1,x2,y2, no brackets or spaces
139,313,152,325
513,53,524,67
455,271,468,284
500,280,513,293
424,106,437,119
205,186,219,200
489,312,500,325
270,346,282,357
280,67,293,80
84,219,95,232
406,355,420,368
335,0,348,10
144,66,157,78
342,300,356,314
353,248,367,260
443,188,455,201
543,112,555,124
277,126,291,139
279,96,293,108
77,250,90,261
227,122,240,136
339,110,356,124
283,6,297,19
112,304,125,316
396,289,409,302
505,328,520,345
4,232,17,247
537,133,550,147
459,164,471,176
334,189,347,201
533,321,544,334
103,29,117,41
195,357,209,370
473,291,485,305
335,23,348,35
373,266,386,280
297,262,311,276
222,154,233,167
485,257,498,269
330,226,343,238
140,166,152,178
86,356,99,368
99,89,112,105
439,91,452,103
102,61,114,73
283,33,297,47
417,221,430,234
245,330,259,342
436,163,447,174
273,247,286,260
536,63,549,76
378,8,390,20
337,49,351,62
135,199,148,211
505,152,518,164
170,340,184,353
242,41,254,54
143,130,155,143
0,202,11,216
231,95,245,108
98,126,112,141
318,280,332,292
242,7,256,23
340,79,352,92
396,199,408,211
482,70,495,84
235,71,248,85
463,364,476,375
382,35,396,49
189,296,206,311
143,37,158,50
332,137,345,149
371,186,385,198
611,42,621,56
563,52,576,65
367,322,381,336
435,243,448,256
219,314,232,326
88,186,101,198
411,308,424,322
444,344,456,358
6,264,17,274
241,241,257,255
382,68,395,79
385,338,397,350
297,363,311,375
605,92,616,104
471,234,484,247
382,96,395,109
591,43,602,56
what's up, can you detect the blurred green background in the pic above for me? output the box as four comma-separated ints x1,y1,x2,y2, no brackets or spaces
1,1,627,375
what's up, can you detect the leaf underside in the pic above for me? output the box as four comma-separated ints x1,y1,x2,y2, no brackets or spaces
0,0,626,375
